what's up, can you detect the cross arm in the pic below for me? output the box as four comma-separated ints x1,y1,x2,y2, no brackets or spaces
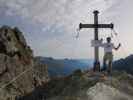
79,23,114,30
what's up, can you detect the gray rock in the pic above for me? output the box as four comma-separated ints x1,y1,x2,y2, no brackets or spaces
0,25,33,64
0,26,49,100
87,82,133,100
33,59,49,86
0,54,34,100
13,27,27,47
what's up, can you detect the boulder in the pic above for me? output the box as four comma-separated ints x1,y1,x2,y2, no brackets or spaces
0,54,34,100
0,26,49,100
87,82,133,100
0,26,33,65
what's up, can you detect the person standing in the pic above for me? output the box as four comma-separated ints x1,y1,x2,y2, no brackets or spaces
100,37,121,74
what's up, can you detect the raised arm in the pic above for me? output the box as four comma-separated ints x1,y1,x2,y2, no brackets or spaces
114,43,121,50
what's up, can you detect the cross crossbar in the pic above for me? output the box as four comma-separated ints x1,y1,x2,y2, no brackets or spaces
79,23,114,29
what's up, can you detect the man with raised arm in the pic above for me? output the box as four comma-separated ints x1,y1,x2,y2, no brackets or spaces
100,37,121,74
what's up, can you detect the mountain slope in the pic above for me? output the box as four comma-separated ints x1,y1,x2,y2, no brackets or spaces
113,55,133,75
0,26,49,100
20,70,133,100
0,26,34,100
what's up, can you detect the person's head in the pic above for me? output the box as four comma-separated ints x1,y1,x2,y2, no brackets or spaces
106,37,111,43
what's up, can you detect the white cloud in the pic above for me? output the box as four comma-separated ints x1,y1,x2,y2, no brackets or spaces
2,0,117,33
1,0,131,58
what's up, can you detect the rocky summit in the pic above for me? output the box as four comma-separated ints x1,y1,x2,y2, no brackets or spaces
0,26,49,100
19,70,133,100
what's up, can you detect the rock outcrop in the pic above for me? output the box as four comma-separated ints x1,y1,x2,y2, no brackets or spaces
33,59,49,87
0,26,33,64
87,82,132,100
0,26,49,100
0,54,34,100
20,70,133,100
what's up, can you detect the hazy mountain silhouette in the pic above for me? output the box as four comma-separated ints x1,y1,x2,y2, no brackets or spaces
35,57,93,77
113,55,133,75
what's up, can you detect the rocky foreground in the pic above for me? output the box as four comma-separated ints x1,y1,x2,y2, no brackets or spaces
0,26,49,100
20,70,133,100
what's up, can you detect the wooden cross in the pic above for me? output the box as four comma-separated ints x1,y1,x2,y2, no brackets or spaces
79,10,114,71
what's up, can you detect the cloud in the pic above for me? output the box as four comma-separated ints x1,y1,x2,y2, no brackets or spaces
2,0,118,34
1,0,128,58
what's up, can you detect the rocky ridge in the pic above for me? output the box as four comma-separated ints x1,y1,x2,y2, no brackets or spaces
0,26,49,100
20,70,133,100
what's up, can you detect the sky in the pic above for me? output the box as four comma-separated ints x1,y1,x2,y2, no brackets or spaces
0,0,133,60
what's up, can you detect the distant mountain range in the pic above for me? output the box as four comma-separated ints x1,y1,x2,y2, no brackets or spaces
35,57,93,77
35,54,133,77
113,55,133,75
